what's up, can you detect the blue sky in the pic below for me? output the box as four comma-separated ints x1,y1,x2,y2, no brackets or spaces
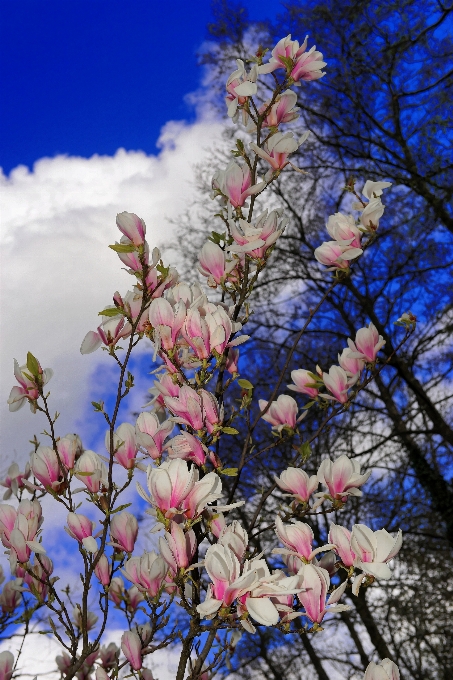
0,0,281,174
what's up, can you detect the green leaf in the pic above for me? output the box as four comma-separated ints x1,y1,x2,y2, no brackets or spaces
278,55,294,71
237,379,253,390
302,400,316,409
111,503,132,514
27,352,40,377
298,442,312,462
109,243,136,253
91,401,104,412
222,427,239,435
220,468,238,476
98,308,123,317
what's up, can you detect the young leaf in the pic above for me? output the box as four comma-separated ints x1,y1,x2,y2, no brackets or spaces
109,243,136,253
27,352,40,377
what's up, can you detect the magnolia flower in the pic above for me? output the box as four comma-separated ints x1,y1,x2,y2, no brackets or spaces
260,89,299,128
218,521,248,561
225,59,258,119
8,500,46,566
321,365,353,403
228,209,288,258
116,211,146,246
99,642,120,669
23,554,53,601
80,314,131,354
121,630,142,671
347,323,385,363
0,580,22,613
259,394,301,431
165,385,222,434
7,358,53,412
167,431,207,467
328,524,356,567
212,161,266,208
73,606,98,631
274,467,319,504
287,369,319,398
0,651,14,680
326,212,362,249
314,240,363,270
298,564,349,623
30,446,62,490
182,305,247,361
75,450,107,493
317,455,371,499
123,551,167,596
57,434,82,470
1,462,31,500
360,198,385,229
110,512,138,553
108,577,124,606
259,35,326,83
351,524,402,580
362,181,392,201
94,554,112,586
198,241,237,287
226,347,240,374
338,348,364,376
135,412,173,461
250,131,308,179
65,512,97,553
158,521,197,573
274,516,334,562
106,423,138,470
196,544,258,617
364,659,400,680
148,296,186,353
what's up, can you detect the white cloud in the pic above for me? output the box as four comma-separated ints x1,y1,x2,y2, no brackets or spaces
0,116,223,465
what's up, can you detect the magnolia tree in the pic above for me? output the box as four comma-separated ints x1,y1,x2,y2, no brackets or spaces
0,35,413,680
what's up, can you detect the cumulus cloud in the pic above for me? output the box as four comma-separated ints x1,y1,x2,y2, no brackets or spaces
0,116,223,464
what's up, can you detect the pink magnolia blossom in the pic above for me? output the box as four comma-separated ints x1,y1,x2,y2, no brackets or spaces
226,347,240,374
260,89,299,128
95,668,110,680
364,659,400,680
314,240,363,270
338,348,364,376
209,511,227,538
347,323,385,363
164,385,222,433
94,554,112,586
317,455,371,500
121,631,142,671
108,577,124,606
136,412,173,461
328,524,356,567
326,213,362,249
360,198,385,229
158,521,197,573
149,297,186,352
212,161,266,208
274,467,319,503
228,209,288,258
116,211,146,246
123,551,167,596
287,369,319,398
75,450,107,493
23,554,53,601
297,564,349,623
7,359,53,412
99,642,120,669
250,131,307,178
30,446,62,490
0,580,22,613
0,505,20,549
218,521,248,561
57,435,81,470
198,241,237,287
145,371,181,410
56,652,72,675
126,585,144,613
351,524,403,580
6,500,45,566
0,651,14,680
274,516,334,562
1,463,30,500
167,431,207,467
110,512,138,553
106,423,138,470
183,305,247,361
80,315,131,354
225,59,258,119
259,394,300,431
197,544,258,617
259,35,326,82
322,365,353,404
65,512,97,553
